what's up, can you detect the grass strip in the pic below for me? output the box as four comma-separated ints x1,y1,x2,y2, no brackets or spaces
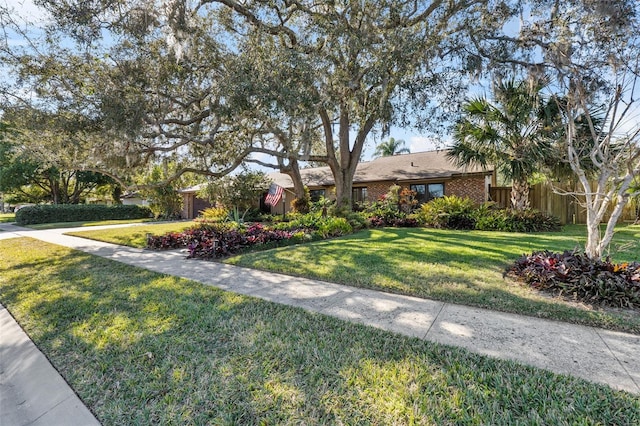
26,218,156,230
0,213,15,223
1,238,639,425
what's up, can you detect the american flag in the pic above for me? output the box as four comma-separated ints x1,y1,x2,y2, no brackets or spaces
264,183,284,206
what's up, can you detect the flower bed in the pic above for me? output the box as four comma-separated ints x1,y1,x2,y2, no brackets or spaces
147,223,308,259
507,250,640,309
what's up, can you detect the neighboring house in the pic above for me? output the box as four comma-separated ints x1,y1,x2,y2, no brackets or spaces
267,149,495,213
179,184,212,219
121,192,149,206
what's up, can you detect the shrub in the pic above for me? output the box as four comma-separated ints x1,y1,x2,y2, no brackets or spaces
291,187,311,214
475,208,561,232
360,198,406,225
199,206,229,222
416,197,561,233
389,216,420,228
417,196,476,230
316,217,352,238
507,250,640,309
366,216,386,228
148,222,304,259
146,186,183,219
15,204,152,225
273,212,324,231
146,231,190,250
345,212,368,230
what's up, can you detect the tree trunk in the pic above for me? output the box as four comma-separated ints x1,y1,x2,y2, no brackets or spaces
510,178,530,211
283,158,305,200
328,106,374,214
50,178,60,204
584,214,603,260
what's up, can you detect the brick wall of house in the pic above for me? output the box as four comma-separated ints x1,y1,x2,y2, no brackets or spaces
365,181,394,202
362,178,488,204
445,176,487,204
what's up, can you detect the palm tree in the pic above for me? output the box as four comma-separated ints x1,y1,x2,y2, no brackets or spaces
448,79,556,210
374,137,410,157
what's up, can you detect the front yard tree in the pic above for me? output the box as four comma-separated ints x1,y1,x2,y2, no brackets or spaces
477,0,640,260
449,79,555,210
1,1,249,187
200,170,270,221
0,110,116,204
212,0,512,212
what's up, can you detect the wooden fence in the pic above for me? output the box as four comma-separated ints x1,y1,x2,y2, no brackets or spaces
489,182,639,224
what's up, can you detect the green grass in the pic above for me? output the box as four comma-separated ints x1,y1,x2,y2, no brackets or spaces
65,221,196,247
226,225,640,333
25,217,156,230
1,238,638,425
0,212,15,223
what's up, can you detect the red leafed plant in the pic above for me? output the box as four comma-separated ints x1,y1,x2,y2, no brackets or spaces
507,250,640,309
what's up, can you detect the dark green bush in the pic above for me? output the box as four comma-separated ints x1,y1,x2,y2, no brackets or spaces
507,250,640,309
359,199,407,225
273,212,324,230
475,207,561,232
416,196,561,232
15,204,152,225
345,212,368,230
416,196,477,229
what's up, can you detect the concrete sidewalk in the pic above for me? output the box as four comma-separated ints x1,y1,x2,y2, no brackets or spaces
1,222,639,424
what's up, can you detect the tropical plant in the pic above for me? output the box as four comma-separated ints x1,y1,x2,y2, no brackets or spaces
449,79,556,211
417,195,477,229
507,250,640,309
291,187,311,214
373,137,410,158
200,206,230,222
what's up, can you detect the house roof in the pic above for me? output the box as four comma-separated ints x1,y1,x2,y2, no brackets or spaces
178,183,207,194
269,149,492,188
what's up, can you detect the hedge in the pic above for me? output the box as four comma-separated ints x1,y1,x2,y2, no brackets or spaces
15,204,153,225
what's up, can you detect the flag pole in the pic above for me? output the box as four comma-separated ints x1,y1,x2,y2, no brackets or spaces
282,191,286,221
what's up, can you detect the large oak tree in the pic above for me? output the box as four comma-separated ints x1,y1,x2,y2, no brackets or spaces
2,0,512,211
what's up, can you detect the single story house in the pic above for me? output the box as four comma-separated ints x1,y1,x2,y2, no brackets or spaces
266,149,495,213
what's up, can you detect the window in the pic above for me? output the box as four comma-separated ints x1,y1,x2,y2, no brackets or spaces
428,183,444,199
309,189,325,202
411,183,444,203
352,187,368,204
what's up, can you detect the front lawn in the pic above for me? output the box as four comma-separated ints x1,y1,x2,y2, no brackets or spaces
1,238,638,425
226,225,640,333
0,212,15,223
65,221,196,247
27,217,156,230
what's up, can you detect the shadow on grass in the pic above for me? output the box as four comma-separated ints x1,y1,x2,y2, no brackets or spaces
1,238,638,424
227,228,640,332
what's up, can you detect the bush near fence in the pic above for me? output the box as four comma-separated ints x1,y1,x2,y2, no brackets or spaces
489,182,638,225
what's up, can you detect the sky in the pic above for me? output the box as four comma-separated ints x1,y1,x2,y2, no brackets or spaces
3,0,47,24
